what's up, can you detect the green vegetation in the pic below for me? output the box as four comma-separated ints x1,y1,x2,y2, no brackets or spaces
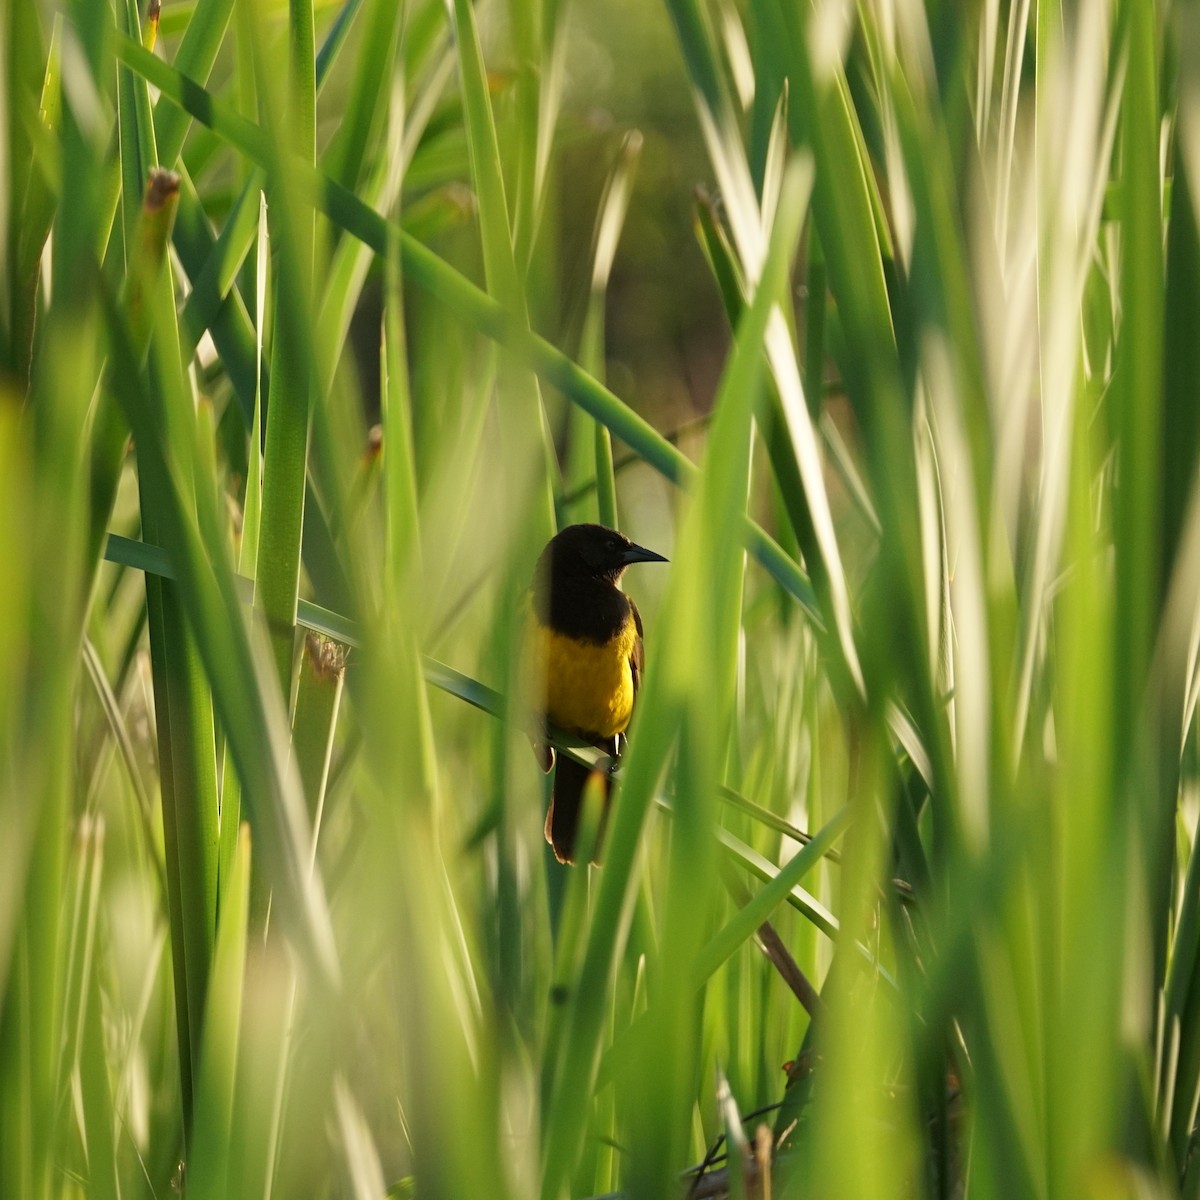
4,0,1200,1196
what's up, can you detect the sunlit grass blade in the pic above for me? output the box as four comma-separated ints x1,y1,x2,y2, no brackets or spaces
333,1079,389,1200
749,3,925,647
68,820,121,1200
573,129,641,528
7,12,58,387
674,7,864,702
693,184,859,700
381,230,421,591
81,637,164,892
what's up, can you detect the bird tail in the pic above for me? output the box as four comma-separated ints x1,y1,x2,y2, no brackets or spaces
545,755,611,865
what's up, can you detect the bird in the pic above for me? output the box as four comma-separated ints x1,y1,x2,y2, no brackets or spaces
528,523,668,864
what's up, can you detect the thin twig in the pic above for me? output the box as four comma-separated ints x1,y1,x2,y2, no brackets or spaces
755,919,823,1020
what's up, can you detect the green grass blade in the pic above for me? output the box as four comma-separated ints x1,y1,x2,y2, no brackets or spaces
1109,2,1173,1004
3,0,52,383
291,634,346,842
178,167,262,359
381,230,422,590
251,0,318,692
323,0,403,190
188,823,251,1200
153,0,236,166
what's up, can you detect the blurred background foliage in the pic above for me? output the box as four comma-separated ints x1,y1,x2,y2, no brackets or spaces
5,0,1200,1198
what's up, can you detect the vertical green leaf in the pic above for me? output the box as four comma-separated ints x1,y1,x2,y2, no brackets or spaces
1110,0,1170,996
254,0,318,692
291,633,346,840
189,823,251,1200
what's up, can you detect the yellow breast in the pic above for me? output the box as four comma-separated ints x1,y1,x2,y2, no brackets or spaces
530,616,638,741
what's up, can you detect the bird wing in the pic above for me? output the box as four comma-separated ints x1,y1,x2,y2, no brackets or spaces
611,598,645,760
630,597,645,701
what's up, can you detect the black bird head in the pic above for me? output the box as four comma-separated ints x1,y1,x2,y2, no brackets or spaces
535,523,668,588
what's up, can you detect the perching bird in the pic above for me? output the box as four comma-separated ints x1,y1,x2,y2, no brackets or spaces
528,523,668,863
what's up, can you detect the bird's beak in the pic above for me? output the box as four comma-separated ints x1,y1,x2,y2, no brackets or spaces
621,541,669,566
